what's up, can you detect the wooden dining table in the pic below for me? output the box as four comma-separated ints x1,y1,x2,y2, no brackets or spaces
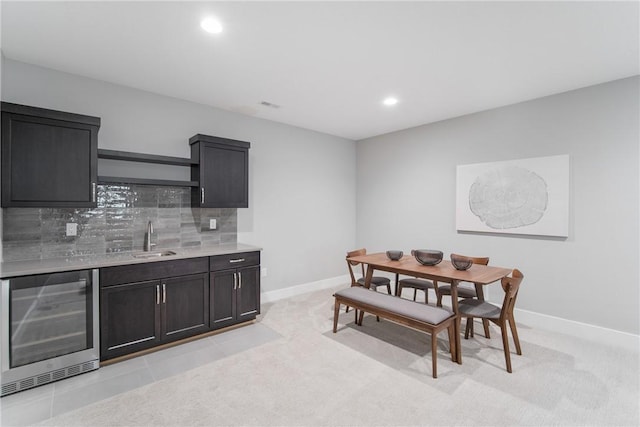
346,252,512,364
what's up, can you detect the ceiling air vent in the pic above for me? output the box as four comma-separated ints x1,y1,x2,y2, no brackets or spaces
259,101,281,109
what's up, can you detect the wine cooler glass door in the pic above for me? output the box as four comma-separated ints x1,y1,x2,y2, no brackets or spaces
9,271,93,367
1,269,99,396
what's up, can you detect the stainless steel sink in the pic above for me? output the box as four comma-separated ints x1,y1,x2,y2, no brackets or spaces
132,250,177,259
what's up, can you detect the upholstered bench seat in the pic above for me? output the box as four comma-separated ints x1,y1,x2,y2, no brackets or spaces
332,286,457,378
335,287,453,324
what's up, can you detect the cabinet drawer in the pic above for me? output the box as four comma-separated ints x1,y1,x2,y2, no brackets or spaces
101,257,209,287
210,251,260,271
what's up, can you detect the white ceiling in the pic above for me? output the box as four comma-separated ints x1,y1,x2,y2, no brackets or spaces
1,1,638,140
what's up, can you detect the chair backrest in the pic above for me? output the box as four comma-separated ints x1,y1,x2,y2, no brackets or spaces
451,253,490,266
346,248,367,285
499,269,524,320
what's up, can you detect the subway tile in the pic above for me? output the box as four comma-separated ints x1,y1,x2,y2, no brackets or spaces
180,233,201,247
79,208,105,220
77,224,107,241
157,237,180,248
41,234,77,246
105,207,134,221
2,186,238,261
220,233,237,244
75,241,106,256
130,185,157,208
157,188,183,208
180,189,192,207
41,244,77,259
106,242,133,253
2,230,42,242
201,233,221,246
179,222,198,233
157,207,181,219
100,184,135,208
104,228,133,241
201,207,221,218
3,207,41,219
180,240,202,248
2,244,42,262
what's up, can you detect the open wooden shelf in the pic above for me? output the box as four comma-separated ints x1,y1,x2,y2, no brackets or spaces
97,148,198,187
98,149,197,166
97,176,198,187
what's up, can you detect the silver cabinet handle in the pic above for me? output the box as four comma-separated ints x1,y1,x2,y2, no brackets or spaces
229,259,245,263
92,182,96,203
233,272,237,290
156,285,160,305
238,272,242,289
162,283,166,304
201,187,205,204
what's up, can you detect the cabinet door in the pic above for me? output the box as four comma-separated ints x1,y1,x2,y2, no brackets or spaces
161,273,209,342
100,280,161,360
237,266,261,322
210,269,237,330
1,112,98,207
200,144,248,208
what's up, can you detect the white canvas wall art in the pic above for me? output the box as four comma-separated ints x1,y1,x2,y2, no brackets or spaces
456,155,569,237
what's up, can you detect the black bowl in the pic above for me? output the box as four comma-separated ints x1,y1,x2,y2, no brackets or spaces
411,249,443,266
450,253,473,270
386,250,403,260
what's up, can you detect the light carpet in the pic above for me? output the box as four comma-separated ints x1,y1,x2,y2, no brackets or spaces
33,285,640,426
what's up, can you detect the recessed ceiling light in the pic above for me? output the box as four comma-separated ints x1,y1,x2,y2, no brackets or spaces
383,97,398,106
201,16,223,34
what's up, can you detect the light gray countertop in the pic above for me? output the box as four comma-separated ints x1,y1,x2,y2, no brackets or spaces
0,243,262,278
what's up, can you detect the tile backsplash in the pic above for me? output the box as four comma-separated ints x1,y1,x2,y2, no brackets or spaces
2,184,237,262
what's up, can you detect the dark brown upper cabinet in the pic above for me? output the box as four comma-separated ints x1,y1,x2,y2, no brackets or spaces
1,102,100,207
190,134,250,208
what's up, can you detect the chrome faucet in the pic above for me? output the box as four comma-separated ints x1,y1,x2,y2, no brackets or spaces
143,221,155,251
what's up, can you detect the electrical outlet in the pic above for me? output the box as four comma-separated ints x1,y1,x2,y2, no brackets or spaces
261,268,268,278
209,219,217,230
66,223,78,237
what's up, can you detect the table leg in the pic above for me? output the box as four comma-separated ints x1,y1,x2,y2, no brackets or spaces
364,265,374,289
474,283,491,339
451,280,462,364
394,273,399,296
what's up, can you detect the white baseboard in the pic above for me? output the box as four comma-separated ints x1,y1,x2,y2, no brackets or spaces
261,275,349,303
262,277,639,352
514,307,640,353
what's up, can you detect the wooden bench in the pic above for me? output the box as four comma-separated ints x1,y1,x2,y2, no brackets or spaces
333,286,457,378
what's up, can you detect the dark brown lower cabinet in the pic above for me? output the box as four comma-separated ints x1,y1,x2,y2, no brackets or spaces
236,266,260,322
100,280,161,359
162,274,210,340
100,258,209,361
210,253,260,330
100,253,260,360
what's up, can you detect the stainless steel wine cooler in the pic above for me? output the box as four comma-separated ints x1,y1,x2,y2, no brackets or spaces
1,269,99,396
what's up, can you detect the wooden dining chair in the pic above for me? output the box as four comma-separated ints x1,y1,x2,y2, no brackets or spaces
458,269,524,373
346,248,392,321
397,276,438,304
436,254,490,306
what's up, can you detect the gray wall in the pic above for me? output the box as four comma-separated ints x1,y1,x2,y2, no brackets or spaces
1,58,357,292
3,56,638,335
356,76,639,334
